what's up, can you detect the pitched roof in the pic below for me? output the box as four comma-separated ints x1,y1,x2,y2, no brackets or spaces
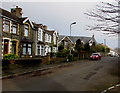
58,35,65,42
33,23,43,28
45,30,55,35
68,36,92,44
0,8,22,23
22,17,34,28
20,17,28,22
58,35,96,44
0,8,32,26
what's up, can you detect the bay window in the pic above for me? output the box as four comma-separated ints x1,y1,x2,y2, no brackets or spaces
41,46,44,56
37,45,40,55
37,45,44,56
28,44,32,55
23,43,32,55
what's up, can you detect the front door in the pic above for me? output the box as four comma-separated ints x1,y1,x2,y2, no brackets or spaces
4,39,9,54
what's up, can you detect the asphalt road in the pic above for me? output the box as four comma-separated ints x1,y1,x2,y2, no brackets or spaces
2,57,119,92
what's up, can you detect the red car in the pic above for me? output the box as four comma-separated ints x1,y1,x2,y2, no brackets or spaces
90,53,101,60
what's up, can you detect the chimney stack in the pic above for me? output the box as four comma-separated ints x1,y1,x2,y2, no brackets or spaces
43,25,48,30
11,6,23,17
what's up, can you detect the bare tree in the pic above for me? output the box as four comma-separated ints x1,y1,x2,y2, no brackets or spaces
85,0,120,35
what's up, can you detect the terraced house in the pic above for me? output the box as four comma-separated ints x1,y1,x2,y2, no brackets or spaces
33,23,58,57
1,6,22,57
1,6,58,58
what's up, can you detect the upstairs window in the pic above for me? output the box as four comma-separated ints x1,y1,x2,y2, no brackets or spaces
54,35,56,45
3,20,10,32
12,23,17,34
48,35,51,43
45,34,48,42
38,28,43,41
24,25,29,37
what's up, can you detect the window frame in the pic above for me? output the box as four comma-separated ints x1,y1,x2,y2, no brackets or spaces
37,45,41,55
3,19,10,32
24,24,29,37
41,46,44,56
45,34,48,42
12,23,18,34
38,28,43,41
54,34,56,45
22,43,32,55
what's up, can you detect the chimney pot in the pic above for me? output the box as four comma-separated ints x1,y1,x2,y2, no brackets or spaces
16,6,18,8
11,6,23,17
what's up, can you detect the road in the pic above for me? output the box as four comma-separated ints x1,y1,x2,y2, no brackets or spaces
2,57,119,92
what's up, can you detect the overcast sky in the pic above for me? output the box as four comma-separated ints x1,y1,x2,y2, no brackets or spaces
1,0,118,49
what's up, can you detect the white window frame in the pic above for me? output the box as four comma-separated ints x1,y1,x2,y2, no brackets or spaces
24,25,29,37
48,35,51,43
23,43,32,55
3,20,10,32
53,34,56,45
41,46,44,56
38,28,43,41
12,23,17,34
45,33,48,42
37,44,41,55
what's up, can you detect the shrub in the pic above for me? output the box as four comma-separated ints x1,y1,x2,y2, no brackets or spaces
57,49,70,57
57,52,67,57
67,54,73,61
3,53,19,60
58,45,64,52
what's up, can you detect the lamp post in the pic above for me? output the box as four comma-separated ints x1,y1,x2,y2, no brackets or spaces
70,22,76,36
69,22,76,61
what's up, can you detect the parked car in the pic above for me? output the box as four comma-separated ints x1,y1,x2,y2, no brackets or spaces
90,53,101,60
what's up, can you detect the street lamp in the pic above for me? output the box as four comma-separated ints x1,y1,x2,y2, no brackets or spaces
70,22,76,36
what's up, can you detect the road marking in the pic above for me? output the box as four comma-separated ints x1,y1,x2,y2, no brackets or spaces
108,86,115,90
116,84,120,87
101,83,120,93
